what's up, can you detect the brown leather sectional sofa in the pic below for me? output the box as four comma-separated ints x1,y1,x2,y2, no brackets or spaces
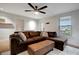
10,31,67,55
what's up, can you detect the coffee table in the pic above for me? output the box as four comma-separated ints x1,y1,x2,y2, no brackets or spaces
28,40,55,55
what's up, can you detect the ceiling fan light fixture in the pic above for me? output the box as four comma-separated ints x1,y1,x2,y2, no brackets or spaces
25,3,47,14
34,11,39,15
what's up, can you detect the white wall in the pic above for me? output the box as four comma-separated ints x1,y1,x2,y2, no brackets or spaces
24,19,41,31
41,10,79,47
0,11,25,40
40,16,59,35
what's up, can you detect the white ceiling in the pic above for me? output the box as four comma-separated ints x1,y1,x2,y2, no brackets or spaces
0,3,79,19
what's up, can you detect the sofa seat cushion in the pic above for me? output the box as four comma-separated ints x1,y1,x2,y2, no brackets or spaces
49,37,67,42
32,36,44,41
26,37,45,44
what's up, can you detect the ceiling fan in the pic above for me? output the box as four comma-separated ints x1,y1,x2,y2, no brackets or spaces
25,3,47,14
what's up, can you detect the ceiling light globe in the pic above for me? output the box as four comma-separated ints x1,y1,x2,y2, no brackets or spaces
34,11,39,15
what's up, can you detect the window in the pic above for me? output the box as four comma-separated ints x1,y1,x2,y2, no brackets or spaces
59,16,72,37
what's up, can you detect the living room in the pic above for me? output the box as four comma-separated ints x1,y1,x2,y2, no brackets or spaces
0,3,79,55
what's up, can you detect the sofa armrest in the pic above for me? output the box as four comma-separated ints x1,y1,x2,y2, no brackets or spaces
10,34,27,55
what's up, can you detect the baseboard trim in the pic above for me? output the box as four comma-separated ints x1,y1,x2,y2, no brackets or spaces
67,44,79,49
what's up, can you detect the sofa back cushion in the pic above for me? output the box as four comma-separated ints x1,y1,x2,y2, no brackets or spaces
29,32,41,38
48,32,57,37
14,31,41,39
22,32,30,39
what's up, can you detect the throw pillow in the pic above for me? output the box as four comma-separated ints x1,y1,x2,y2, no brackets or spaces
18,32,27,41
41,31,48,37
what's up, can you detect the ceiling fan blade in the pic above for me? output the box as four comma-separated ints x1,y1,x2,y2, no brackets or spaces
38,6,47,10
25,10,33,12
28,3,35,10
39,11,46,14
35,6,38,9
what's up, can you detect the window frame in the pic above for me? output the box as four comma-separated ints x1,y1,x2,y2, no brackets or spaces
59,16,72,37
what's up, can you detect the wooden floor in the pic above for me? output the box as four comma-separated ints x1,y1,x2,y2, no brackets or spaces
0,40,10,53
17,46,79,55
